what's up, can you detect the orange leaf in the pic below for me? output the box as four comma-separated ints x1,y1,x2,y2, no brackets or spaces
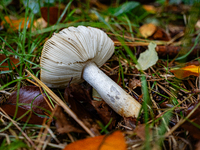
170,65,200,79
139,23,157,38
63,131,126,150
0,54,19,71
1,16,30,30
143,5,156,14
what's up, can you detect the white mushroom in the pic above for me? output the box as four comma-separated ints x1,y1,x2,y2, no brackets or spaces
40,26,141,117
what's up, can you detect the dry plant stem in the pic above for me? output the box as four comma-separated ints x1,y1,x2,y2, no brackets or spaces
0,107,37,150
148,81,177,147
38,105,59,150
165,94,196,137
0,133,10,144
27,79,54,111
26,70,95,137
83,62,141,117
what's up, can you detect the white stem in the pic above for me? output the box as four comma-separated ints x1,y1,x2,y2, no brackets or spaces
82,62,141,117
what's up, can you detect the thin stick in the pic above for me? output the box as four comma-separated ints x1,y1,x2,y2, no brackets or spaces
26,70,95,137
26,79,54,111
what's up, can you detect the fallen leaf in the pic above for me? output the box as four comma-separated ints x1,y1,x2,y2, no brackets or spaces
186,61,200,66
134,124,152,141
40,7,66,25
170,65,200,79
65,83,118,130
129,78,141,89
54,106,84,134
134,124,146,140
139,23,157,38
136,42,158,70
90,100,118,130
32,17,47,31
195,141,200,150
64,83,100,136
0,85,51,124
122,117,138,130
0,54,19,71
153,28,170,41
143,5,156,14
1,16,30,30
63,131,126,150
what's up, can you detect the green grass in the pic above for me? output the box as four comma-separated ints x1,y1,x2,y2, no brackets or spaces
0,0,200,149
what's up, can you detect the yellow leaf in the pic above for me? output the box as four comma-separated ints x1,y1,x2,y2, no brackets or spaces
1,16,30,30
63,131,126,150
170,65,200,79
139,23,157,38
143,5,156,14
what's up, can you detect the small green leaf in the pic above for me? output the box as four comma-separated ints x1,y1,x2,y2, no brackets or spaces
136,42,158,71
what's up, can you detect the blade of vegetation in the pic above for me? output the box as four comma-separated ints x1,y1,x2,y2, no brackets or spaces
26,70,95,137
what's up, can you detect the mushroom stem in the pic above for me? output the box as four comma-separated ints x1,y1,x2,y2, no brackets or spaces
82,62,141,117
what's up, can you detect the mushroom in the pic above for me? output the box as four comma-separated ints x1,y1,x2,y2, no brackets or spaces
40,26,141,117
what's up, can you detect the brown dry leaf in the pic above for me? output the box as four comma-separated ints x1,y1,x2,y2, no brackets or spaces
64,83,100,136
90,100,118,130
153,28,170,41
170,65,200,79
134,124,152,141
40,7,66,25
129,78,141,89
0,54,20,71
139,23,157,38
182,101,200,140
65,83,118,130
0,85,51,124
195,141,200,150
54,106,84,134
63,131,126,150
1,16,30,30
122,117,138,130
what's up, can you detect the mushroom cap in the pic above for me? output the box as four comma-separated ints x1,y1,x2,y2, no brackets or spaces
40,26,115,88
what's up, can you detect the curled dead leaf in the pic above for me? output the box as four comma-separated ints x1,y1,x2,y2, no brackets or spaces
139,23,157,38
170,65,200,79
54,106,84,134
0,86,51,124
64,83,101,136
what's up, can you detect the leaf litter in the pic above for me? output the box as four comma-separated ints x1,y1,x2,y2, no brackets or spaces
0,0,200,149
